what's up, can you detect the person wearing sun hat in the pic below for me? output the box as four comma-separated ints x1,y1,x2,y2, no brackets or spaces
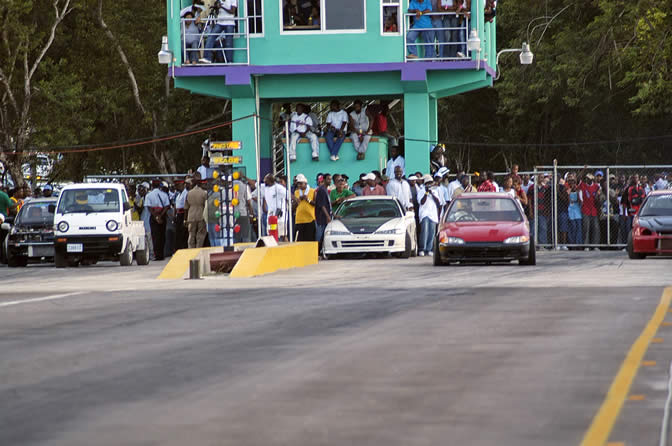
293,173,316,241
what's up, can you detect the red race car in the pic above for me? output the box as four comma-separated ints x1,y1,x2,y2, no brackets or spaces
433,193,535,266
628,190,672,259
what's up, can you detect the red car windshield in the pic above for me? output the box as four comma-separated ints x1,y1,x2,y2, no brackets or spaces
445,197,523,223
639,194,672,217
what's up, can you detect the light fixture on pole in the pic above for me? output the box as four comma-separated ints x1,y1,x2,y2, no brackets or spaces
467,29,481,52
158,36,173,65
495,42,535,79
519,42,534,65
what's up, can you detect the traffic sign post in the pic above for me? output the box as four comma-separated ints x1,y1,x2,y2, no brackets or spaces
208,141,244,252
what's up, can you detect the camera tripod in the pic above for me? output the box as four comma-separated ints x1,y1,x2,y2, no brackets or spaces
197,4,229,64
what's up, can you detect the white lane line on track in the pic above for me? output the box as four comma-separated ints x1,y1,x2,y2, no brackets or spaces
0,292,85,308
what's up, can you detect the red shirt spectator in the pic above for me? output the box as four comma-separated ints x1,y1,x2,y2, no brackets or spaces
579,181,600,217
626,184,646,214
477,180,497,192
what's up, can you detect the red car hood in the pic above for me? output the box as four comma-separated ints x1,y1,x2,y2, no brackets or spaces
439,221,529,242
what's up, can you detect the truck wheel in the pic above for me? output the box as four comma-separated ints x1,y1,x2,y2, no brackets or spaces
136,235,150,266
54,251,67,268
120,241,133,266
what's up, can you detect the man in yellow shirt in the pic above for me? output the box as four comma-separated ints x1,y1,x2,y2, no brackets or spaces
292,173,316,241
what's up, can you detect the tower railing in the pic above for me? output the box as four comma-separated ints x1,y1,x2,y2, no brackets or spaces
402,12,471,63
181,16,249,66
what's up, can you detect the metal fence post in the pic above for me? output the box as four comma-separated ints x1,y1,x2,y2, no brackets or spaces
553,159,558,250
533,167,538,247
606,167,611,247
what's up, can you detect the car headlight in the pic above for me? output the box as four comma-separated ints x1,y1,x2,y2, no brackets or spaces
440,236,465,245
57,221,69,232
503,235,530,244
376,228,402,235
326,230,350,236
106,220,119,232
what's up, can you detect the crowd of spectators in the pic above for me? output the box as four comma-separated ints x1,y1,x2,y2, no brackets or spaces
180,0,238,65
281,100,395,163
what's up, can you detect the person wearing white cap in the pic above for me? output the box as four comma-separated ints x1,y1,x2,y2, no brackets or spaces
417,174,442,256
386,166,413,211
362,173,386,196
293,174,316,242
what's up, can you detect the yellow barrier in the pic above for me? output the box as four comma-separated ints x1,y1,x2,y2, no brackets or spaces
230,242,318,278
157,242,318,280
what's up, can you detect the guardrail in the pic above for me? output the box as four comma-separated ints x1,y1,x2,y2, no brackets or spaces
181,16,249,66
403,12,471,62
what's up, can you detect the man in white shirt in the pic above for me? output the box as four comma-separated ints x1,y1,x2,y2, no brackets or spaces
288,103,319,162
325,100,348,161
349,99,372,160
417,174,442,256
199,0,238,64
445,170,464,203
196,156,215,179
262,174,288,240
386,144,405,178
144,180,171,260
386,166,413,211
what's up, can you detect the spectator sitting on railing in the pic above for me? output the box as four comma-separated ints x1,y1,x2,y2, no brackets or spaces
288,103,319,162
199,0,237,65
182,12,201,64
305,104,321,137
406,0,434,60
455,0,470,57
484,0,496,23
325,100,348,162
278,103,292,129
433,0,459,59
349,100,373,161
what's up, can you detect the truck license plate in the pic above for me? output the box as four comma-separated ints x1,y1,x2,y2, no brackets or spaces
67,243,83,253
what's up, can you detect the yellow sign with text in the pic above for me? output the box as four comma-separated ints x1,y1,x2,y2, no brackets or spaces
210,141,242,150
211,155,243,165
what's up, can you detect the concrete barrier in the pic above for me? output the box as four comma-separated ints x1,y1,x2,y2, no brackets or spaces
230,242,318,278
157,242,317,279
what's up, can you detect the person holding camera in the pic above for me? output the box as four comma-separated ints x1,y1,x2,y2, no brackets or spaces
199,0,237,64
263,174,288,241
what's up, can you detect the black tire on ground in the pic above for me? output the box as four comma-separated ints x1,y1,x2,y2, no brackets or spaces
433,237,445,266
627,234,646,260
136,235,151,266
54,251,67,268
401,232,412,259
519,239,537,265
67,259,80,267
120,240,133,266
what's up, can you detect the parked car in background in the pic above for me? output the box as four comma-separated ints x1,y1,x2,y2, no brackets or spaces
628,190,672,259
434,193,535,266
1,197,57,267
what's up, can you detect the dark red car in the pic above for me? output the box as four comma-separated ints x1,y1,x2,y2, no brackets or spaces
628,190,672,259
433,193,535,266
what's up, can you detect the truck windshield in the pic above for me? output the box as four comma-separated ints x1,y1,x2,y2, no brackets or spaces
57,188,120,214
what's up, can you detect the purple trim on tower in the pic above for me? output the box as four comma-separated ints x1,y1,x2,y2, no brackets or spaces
174,61,496,85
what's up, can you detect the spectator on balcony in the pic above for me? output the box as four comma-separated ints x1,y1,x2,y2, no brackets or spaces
305,104,321,136
407,0,434,60
386,145,406,178
349,100,373,161
387,166,413,211
579,172,600,248
325,100,348,161
455,0,470,57
433,0,459,58
288,103,319,162
278,103,292,129
362,173,386,196
484,0,496,23
182,12,201,64
199,0,238,65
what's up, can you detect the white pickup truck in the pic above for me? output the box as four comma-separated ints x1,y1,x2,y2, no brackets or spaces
51,183,150,267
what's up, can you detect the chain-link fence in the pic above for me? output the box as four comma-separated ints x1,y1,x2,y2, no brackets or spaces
529,165,672,249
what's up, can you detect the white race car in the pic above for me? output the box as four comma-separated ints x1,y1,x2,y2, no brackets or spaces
323,195,417,259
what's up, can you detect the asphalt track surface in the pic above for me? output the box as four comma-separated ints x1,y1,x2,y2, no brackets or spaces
1,251,671,446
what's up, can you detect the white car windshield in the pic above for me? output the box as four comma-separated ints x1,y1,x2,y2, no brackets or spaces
57,188,120,214
446,197,523,222
336,200,401,219
640,194,672,217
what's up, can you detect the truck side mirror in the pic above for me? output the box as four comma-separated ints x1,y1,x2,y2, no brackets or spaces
123,202,131,212
48,204,56,213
